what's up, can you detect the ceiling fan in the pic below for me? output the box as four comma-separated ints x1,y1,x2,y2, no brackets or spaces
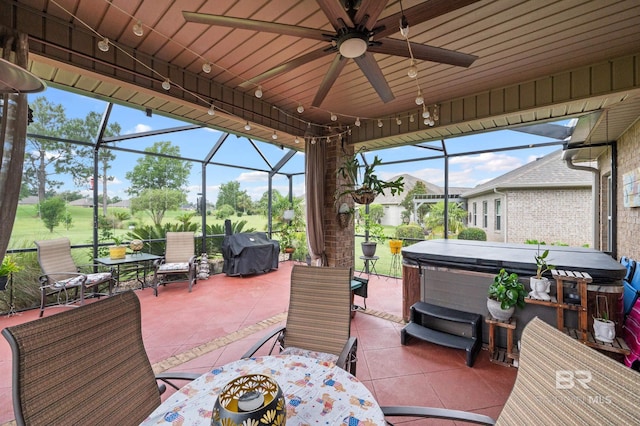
183,0,479,107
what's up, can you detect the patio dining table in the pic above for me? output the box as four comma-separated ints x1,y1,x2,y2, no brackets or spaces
140,354,385,425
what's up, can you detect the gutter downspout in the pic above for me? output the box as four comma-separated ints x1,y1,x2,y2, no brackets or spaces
493,188,507,243
562,150,599,250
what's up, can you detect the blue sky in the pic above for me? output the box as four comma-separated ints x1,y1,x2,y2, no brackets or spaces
28,87,564,204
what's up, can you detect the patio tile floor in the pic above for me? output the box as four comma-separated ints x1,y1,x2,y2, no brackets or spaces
0,261,517,425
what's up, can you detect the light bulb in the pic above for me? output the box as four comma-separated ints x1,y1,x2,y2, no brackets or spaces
422,109,430,119
294,137,300,144
244,122,251,131
400,22,409,38
409,115,415,123
415,94,424,105
133,21,144,37
377,119,383,128
407,63,418,79
433,105,439,121
424,118,429,125
311,137,316,144
255,86,263,98
272,131,278,140
330,112,337,121
429,119,435,126
396,117,402,125
207,105,215,116
355,117,361,127
202,62,212,73
98,37,109,52
162,79,171,90
297,104,304,113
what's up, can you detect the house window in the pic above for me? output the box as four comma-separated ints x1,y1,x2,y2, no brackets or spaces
482,201,488,228
495,199,502,231
472,202,477,226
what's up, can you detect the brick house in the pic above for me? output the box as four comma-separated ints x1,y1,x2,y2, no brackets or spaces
461,150,593,247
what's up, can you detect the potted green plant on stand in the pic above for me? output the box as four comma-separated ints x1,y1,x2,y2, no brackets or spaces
356,211,386,257
487,268,526,321
335,150,404,205
529,247,555,300
109,235,127,260
593,295,616,343
0,255,21,291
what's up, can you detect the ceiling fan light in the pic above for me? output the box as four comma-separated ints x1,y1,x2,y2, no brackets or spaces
133,21,144,37
202,62,212,73
244,122,251,131
297,104,304,113
338,35,368,58
98,37,109,52
162,79,171,90
255,86,263,98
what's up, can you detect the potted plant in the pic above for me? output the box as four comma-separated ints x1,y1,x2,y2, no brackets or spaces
356,211,386,257
336,151,404,205
487,268,526,321
593,295,616,343
0,255,21,291
279,226,295,254
109,235,127,260
337,202,353,228
529,247,555,300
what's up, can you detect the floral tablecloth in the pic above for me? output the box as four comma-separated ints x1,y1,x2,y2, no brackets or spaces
141,354,385,425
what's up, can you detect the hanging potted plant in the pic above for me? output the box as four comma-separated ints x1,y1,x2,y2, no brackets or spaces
335,151,404,205
487,268,526,321
593,295,616,343
529,246,555,300
0,255,21,291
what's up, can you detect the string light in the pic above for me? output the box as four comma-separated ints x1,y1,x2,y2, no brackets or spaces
415,91,424,105
297,104,304,113
272,131,278,140
244,122,251,131
202,62,212,73
396,117,402,126
407,61,418,79
409,115,414,123
355,117,361,127
132,21,144,37
311,137,316,144
161,78,171,90
207,104,215,115
377,119,383,128
330,112,338,121
98,37,109,52
294,137,300,144
422,107,430,119
255,86,263,98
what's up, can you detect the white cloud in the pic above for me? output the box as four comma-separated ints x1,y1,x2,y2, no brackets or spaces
237,171,268,183
125,123,152,135
450,152,522,172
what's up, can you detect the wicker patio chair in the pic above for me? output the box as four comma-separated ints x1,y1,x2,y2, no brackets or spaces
381,317,640,425
35,237,114,317
152,231,197,295
242,264,358,374
1,291,199,426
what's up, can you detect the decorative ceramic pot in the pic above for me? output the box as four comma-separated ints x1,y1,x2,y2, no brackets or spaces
529,277,551,300
212,374,286,426
361,242,377,257
593,318,616,343
487,297,514,321
109,245,126,260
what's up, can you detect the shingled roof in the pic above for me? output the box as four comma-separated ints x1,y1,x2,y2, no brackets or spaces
374,174,470,205
461,149,593,198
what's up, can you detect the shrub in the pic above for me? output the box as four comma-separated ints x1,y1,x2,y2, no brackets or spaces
458,227,487,241
395,224,424,246
215,204,235,219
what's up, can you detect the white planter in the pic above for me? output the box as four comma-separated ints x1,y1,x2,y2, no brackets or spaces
487,298,514,321
529,277,551,301
593,318,616,343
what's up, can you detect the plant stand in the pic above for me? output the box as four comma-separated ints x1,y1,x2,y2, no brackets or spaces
486,316,517,367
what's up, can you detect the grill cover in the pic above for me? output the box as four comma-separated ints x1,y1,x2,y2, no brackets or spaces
222,232,280,276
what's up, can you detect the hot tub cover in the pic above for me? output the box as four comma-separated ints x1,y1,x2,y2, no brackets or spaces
222,232,280,276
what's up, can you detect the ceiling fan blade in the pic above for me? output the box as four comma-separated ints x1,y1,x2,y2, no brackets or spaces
354,52,394,103
353,0,387,29
370,38,477,68
312,55,348,107
183,11,328,41
373,0,481,40
238,47,334,88
315,0,354,29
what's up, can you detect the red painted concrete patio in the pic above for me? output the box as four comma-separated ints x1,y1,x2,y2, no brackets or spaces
0,261,516,425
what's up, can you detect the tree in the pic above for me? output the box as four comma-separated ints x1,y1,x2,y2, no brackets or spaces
39,197,66,232
357,203,383,224
216,181,241,210
125,141,191,196
424,201,467,235
130,188,186,225
401,180,429,222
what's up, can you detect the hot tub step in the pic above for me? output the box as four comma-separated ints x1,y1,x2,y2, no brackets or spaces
401,302,482,367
